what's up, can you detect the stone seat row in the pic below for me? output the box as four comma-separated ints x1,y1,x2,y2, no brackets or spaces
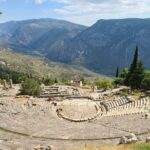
100,96,130,111
104,98,149,117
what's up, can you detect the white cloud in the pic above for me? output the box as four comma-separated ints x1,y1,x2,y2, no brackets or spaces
53,0,150,25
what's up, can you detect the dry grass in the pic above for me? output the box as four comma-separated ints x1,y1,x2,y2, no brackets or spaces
14,97,29,103
69,144,150,150
131,91,145,100
69,145,131,150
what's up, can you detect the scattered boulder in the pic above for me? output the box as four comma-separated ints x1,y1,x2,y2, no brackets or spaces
127,133,137,139
52,102,57,106
146,137,150,143
33,145,52,150
126,138,137,144
27,101,33,107
145,113,149,119
16,148,24,150
119,133,138,144
119,136,127,144
32,103,37,106
0,139,3,143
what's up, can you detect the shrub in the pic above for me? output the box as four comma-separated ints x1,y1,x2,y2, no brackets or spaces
114,77,125,86
118,91,128,96
96,79,113,90
42,77,57,86
0,66,28,83
141,73,150,90
61,78,69,85
20,78,41,97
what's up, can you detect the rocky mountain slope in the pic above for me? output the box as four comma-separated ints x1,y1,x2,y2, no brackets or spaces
0,18,86,56
59,19,150,75
1,18,150,76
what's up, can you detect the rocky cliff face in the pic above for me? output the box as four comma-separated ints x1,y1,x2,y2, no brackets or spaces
1,18,150,76
58,19,150,75
0,18,86,55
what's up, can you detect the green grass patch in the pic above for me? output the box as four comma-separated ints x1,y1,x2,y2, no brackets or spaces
131,143,150,150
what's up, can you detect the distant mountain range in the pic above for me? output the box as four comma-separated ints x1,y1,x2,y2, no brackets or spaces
0,18,86,55
0,18,150,76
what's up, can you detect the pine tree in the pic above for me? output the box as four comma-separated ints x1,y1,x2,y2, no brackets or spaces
115,66,119,78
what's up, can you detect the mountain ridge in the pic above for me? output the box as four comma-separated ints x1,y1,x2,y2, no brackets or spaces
58,18,150,75
1,18,150,76
0,18,86,55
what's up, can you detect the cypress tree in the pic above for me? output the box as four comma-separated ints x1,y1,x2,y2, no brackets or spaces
126,46,139,85
130,46,138,73
129,61,144,89
115,66,119,78
54,78,58,83
126,47,145,89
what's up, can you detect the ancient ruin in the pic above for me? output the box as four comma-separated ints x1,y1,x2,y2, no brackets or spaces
0,84,149,150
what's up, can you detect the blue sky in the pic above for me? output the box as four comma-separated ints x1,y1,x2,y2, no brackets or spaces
1,0,150,26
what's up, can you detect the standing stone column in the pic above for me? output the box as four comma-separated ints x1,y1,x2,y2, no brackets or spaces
91,85,95,92
3,80,7,89
9,79,13,88
80,81,83,87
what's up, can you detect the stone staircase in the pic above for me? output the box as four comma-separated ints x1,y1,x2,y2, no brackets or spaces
40,86,60,97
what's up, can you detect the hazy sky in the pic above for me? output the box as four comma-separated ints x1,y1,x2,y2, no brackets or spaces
1,0,150,25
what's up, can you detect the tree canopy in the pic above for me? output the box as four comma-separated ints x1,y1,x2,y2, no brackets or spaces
115,46,150,90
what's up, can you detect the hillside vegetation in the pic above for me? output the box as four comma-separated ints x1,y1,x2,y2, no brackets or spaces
0,48,107,80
